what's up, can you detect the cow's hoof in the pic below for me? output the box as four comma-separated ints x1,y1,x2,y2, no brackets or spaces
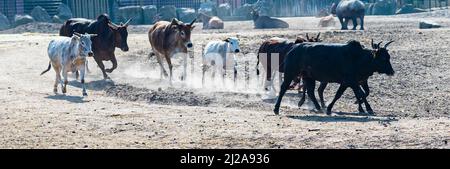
358,107,365,113
83,92,88,96
367,110,375,115
53,89,58,94
180,76,185,81
105,69,114,73
273,108,280,115
104,76,111,80
326,110,332,115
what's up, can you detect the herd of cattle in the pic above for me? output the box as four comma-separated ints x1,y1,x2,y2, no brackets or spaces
40,0,396,115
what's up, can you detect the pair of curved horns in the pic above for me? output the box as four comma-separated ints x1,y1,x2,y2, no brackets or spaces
108,18,132,29
371,39,394,49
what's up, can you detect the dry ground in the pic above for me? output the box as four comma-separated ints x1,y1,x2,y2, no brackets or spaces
0,12,449,148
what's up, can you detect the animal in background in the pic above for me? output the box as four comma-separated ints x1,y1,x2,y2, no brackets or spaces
331,0,366,30
41,33,97,96
148,18,196,84
201,37,241,86
318,14,336,28
251,9,289,29
197,12,224,29
59,14,131,79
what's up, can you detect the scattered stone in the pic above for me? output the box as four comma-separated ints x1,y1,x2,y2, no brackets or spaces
419,21,441,29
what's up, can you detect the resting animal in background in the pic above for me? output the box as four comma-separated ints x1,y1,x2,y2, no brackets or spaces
256,33,322,92
197,12,224,29
251,9,289,29
41,33,97,96
274,39,395,115
148,18,196,84
318,14,336,27
59,14,131,79
331,0,365,30
201,37,241,86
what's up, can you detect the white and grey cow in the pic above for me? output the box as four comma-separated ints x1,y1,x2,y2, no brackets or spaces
41,32,96,96
201,37,241,85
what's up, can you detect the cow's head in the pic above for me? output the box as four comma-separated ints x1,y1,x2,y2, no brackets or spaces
73,32,96,57
224,37,240,53
108,19,131,52
371,39,395,76
251,9,259,21
306,33,322,42
170,18,196,49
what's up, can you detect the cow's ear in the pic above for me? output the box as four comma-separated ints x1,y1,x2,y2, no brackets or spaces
190,25,196,30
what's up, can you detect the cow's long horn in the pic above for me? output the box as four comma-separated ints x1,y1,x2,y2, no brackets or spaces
384,40,394,48
377,41,383,48
189,18,197,26
371,39,375,49
124,18,132,27
108,22,119,30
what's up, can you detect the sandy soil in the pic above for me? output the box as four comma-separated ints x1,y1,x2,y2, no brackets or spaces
0,13,449,148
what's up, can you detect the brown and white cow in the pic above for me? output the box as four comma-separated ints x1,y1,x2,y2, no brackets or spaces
148,18,196,84
41,33,96,96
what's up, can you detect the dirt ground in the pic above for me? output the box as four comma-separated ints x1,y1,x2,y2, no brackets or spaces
0,11,449,148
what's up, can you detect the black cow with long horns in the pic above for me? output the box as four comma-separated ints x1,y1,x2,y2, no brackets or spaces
274,39,395,115
59,14,131,79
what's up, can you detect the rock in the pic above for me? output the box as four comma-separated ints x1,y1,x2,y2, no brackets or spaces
419,21,441,29
254,0,273,16
365,3,375,15
52,15,64,23
57,3,72,21
372,0,396,15
396,4,427,14
176,8,196,23
14,15,34,27
118,6,143,25
217,3,232,18
234,3,254,20
30,6,51,22
159,5,177,21
198,1,216,16
142,5,157,24
0,12,11,31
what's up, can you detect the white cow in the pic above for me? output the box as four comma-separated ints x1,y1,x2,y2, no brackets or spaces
201,37,240,86
41,32,96,96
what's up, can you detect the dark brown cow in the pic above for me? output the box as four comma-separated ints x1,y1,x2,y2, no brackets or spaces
148,18,196,84
197,12,224,29
256,33,321,91
59,14,131,79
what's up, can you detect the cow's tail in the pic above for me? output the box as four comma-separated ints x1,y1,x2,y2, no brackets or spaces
256,54,260,76
40,61,51,75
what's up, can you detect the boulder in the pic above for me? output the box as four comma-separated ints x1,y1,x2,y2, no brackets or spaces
217,3,232,18
14,15,34,27
176,8,196,23
372,0,396,15
419,21,441,29
365,3,374,15
198,1,216,16
52,15,64,23
142,5,157,24
159,5,177,21
31,6,51,22
0,12,10,31
57,3,72,21
234,3,254,20
118,6,143,25
396,4,427,14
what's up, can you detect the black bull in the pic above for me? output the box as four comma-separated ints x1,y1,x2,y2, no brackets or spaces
59,14,130,79
274,40,395,115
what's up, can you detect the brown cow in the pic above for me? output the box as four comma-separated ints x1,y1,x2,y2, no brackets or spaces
148,18,196,84
197,12,224,29
256,33,321,92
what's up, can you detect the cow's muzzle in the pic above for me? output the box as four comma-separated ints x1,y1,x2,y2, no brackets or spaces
186,42,193,48
234,49,240,53
88,52,94,57
121,46,129,52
